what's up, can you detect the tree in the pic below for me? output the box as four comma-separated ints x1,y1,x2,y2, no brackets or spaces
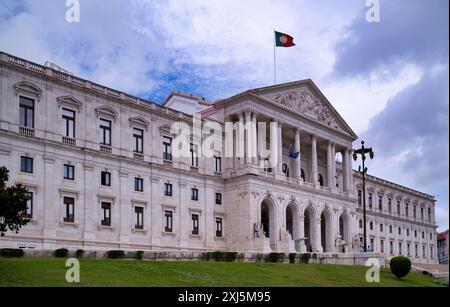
0,166,30,237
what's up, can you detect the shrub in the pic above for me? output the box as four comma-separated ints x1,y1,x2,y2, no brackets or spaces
75,249,85,259
206,251,238,262
390,256,412,279
299,253,311,264
267,253,285,263
136,251,144,260
289,253,297,263
0,248,24,258
255,253,264,263
237,253,245,262
106,250,125,259
53,248,69,258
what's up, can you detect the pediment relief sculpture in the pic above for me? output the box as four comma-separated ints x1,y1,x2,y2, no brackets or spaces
268,88,340,130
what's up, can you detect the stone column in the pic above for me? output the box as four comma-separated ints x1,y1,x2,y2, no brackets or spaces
331,143,336,188
245,109,252,164
315,217,323,253
294,128,301,179
270,120,278,170
347,148,354,192
342,148,349,191
251,112,258,165
327,141,333,188
311,135,318,185
277,123,283,172
238,112,245,165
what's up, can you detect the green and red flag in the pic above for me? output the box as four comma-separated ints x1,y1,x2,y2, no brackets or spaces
275,31,295,47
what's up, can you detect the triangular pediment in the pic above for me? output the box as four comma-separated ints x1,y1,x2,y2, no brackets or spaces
252,80,357,138
57,95,83,110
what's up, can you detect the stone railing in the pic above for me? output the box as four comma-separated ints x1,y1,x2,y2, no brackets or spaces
62,136,76,146
0,52,195,123
19,126,35,137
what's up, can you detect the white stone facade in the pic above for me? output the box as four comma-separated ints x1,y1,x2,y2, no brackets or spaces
0,52,438,264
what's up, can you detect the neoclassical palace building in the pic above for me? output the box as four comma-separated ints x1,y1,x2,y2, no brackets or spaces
0,52,438,263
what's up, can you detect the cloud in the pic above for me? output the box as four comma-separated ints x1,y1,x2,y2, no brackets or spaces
333,0,449,77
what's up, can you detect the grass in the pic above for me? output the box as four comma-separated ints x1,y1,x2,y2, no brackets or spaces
0,258,445,287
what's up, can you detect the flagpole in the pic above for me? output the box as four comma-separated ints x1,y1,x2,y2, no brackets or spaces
273,29,276,85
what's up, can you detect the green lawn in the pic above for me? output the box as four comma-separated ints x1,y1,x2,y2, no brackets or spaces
0,258,445,287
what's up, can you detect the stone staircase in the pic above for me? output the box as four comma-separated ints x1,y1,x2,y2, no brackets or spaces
412,263,449,283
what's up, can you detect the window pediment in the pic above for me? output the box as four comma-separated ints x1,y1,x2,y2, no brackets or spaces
129,116,150,131
14,81,43,100
95,105,118,121
57,95,83,111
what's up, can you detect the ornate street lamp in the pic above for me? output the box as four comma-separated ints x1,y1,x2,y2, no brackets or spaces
353,141,374,252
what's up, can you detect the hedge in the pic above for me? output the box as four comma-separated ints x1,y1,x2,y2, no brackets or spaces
106,250,125,259
53,248,69,258
0,248,24,258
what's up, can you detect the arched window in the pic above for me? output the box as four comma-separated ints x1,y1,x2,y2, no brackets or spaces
300,169,305,182
318,174,324,187
282,163,289,177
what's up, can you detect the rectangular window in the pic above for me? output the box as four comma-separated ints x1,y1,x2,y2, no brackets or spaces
388,199,392,213
99,118,112,146
165,210,173,232
164,183,173,197
63,164,75,180
214,155,222,173
413,206,417,218
191,188,199,201
380,223,383,232
63,197,75,223
19,96,34,128
134,178,144,192
216,217,223,238
62,108,76,138
135,206,144,229
390,241,393,255
422,245,426,258
190,143,198,167
370,238,374,251
101,202,111,226
427,207,431,222
368,193,373,208
358,190,362,206
389,225,393,234
407,228,410,236
378,195,383,211
133,128,144,153
430,246,433,259
20,156,33,173
407,243,411,256
405,204,409,217
398,227,401,235
163,136,172,161
370,221,373,230
192,214,199,235
420,207,424,221
415,244,418,257
215,193,222,205
397,201,401,215
23,192,33,219
380,240,384,253
399,242,402,255
101,171,111,187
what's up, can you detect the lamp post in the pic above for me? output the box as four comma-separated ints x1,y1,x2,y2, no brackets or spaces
353,141,374,253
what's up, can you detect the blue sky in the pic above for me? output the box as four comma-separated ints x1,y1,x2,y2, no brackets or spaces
0,0,448,230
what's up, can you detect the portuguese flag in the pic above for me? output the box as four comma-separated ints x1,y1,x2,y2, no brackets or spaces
275,31,295,47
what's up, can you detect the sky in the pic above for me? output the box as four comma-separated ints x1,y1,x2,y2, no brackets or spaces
0,0,448,230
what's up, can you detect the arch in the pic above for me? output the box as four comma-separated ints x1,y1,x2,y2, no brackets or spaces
260,196,278,249
285,202,300,240
320,207,334,253
338,211,351,245
300,169,305,182
303,204,318,252
318,174,324,187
